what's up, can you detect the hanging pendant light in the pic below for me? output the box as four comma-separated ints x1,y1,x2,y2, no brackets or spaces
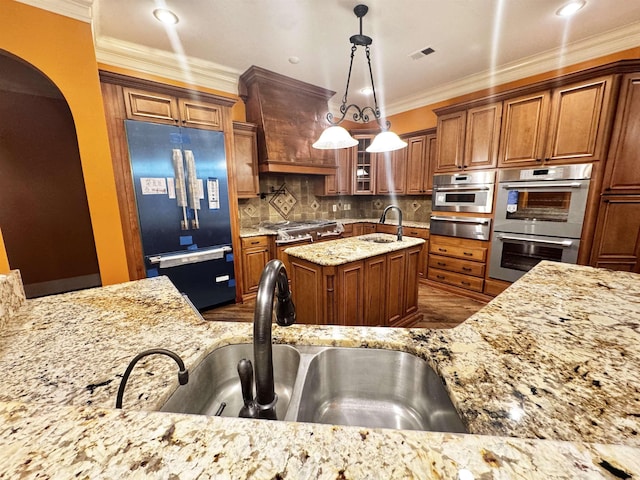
313,4,407,153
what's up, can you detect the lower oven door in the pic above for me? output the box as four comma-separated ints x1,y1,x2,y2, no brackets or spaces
489,233,580,282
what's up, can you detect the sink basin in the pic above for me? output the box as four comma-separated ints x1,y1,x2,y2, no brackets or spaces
160,344,466,434
160,344,300,419
293,348,466,432
359,234,396,243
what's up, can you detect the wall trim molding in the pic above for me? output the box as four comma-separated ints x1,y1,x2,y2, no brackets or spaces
15,0,93,23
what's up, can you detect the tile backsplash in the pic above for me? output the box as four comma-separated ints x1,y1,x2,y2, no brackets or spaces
239,175,432,228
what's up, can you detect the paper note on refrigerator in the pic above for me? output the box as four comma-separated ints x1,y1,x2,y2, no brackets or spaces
140,178,168,195
207,178,220,209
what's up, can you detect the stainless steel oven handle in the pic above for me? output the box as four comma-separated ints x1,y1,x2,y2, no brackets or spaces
434,186,491,192
501,182,583,189
497,234,574,247
430,216,491,225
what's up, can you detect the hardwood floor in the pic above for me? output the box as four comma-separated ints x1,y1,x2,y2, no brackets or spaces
201,283,485,329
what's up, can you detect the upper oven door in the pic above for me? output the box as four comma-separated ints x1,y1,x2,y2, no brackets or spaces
493,179,590,237
432,184,494,213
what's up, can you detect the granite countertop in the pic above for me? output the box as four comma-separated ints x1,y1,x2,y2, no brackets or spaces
0,262,639,477
285,234,425,266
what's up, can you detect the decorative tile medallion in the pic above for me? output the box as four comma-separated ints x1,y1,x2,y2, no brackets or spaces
373,199,384,209
243,204,257,217
411,200,421,212
269,185,298,219
310,200,320,211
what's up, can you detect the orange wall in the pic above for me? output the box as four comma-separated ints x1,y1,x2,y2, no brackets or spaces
0,228,9,274
388,46,640,134
0,0,129,285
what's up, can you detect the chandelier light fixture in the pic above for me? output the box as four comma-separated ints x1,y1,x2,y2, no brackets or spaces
313,4,407,153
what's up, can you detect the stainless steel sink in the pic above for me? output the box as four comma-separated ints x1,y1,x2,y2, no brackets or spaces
160,344,466,433
160,344,300,419
359,234,396,243
292,347,466,432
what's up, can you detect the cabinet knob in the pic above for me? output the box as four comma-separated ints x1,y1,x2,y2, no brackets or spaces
536,158,543,163
463,252,473,256
457,165,463,170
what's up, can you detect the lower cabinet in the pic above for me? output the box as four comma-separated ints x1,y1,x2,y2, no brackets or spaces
427,235,489,296
288,246,422,326
590,195,640,272
376,224,429,279
240,236,271,299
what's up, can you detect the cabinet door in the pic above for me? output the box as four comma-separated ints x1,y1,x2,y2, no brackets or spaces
435,111,466,172
498,91,550,166
425,133,437,193
233,122,259,198
602,74,640,194
178,98,222,130
403,247,421,317
122,87,179,125
353,135,376,194
376,148,406,194
337,261,365,325
363,256,387,326
385,250,406,325
590,196,640,273
545,76,614,164
405,135,427,194
241,237,271,295
463,102,501,170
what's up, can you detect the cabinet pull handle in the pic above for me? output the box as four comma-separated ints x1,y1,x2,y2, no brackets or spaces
463,252,473,256
437,262,447,266
251,241,260,245
462,267,472,272
438,248,447,252
461,281,471,286
436,275,445,280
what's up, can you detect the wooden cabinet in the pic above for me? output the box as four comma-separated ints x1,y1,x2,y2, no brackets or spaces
240,236,272,298
427,235,488,294
288,245,422,326
376,148,406,194
601,73,640,194
590,196,640,272
316,148,353,196
499,76,615,167
233,122,259,198
122,87,223,130
352,134,376,194
405,130,436,194
435,103,501,173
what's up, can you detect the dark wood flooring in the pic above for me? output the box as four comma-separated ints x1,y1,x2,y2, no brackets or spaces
201,283,485,329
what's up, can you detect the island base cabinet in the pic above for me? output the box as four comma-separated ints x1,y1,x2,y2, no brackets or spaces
288,247,422,327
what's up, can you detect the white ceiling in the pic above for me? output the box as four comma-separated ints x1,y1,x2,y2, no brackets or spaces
53,0,640,115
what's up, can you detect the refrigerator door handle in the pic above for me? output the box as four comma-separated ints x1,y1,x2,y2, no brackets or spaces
184,150,201,229
172,149,189,230
148,246,231,268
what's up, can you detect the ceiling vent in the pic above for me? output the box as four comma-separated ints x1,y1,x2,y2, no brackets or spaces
409,47,435,60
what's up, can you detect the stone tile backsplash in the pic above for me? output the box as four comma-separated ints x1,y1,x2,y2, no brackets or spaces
239,175,432,228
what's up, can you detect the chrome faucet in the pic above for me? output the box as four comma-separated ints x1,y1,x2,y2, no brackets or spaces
115,348,188,409
237,259,296,420
379,205,403,241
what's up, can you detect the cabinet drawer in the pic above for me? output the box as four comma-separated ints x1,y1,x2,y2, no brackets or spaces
428,254,485,277
428,268,484,292
429,241,487,262
241,236,270,249
404,227,429,239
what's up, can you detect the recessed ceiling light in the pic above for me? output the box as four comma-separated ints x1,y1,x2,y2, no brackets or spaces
153,8,179,25
360,87,373,96
556,0,586,17
288,56,300,65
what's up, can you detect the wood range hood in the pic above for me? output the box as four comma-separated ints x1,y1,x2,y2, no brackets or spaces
239,66,338,175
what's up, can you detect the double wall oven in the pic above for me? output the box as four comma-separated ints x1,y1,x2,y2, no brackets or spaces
489,164,592,282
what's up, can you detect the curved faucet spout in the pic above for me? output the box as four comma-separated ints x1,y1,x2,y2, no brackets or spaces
379,204,403,241
250,259,296,419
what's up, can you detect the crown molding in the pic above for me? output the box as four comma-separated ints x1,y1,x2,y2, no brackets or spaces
14,0,93,23
384,21,640,117
94,36,241,95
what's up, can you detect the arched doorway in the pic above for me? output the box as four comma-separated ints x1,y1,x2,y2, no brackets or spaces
0,50,100,297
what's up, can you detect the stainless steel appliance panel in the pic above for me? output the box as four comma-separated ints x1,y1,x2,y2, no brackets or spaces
429,215,492,241
489,232,580,282
432,171,496,213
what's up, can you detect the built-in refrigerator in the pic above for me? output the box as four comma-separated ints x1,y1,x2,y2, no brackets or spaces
125,120,235,310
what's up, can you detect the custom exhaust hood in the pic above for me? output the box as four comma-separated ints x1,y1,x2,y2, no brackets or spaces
239,66,338,175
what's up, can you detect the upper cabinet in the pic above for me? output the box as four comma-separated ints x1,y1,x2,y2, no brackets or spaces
123,87,223,130
352,134,376,195
315,148,352,196
601,73,640,194
499,76,615,167
233,121,259,198
405,129,436,194
435,103,501,173
376,148,407,195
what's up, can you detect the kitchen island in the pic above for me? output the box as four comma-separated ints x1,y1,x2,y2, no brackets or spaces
285,233,425,326
0,263,639,478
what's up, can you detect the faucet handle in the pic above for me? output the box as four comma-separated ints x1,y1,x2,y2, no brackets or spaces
237,358,258,418
275,292,296,326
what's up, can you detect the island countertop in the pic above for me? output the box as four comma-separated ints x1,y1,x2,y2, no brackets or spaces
0,262,639,478
284,233,425,266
